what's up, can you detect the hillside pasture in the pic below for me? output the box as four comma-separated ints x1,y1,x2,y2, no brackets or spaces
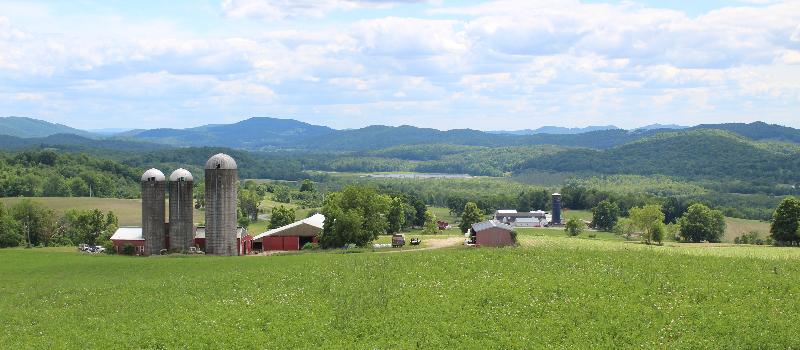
1,238,799,348
0,197,204,227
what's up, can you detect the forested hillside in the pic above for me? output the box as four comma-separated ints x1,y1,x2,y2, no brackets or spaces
0,150,140,198
0,117,96,138
516,130,800,184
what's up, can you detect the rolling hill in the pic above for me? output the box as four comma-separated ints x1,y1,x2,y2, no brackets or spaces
124,117,334,149
0,117,97,138
516,129,800,183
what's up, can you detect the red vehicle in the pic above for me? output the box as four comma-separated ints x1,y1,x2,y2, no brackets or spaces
391,234,406,247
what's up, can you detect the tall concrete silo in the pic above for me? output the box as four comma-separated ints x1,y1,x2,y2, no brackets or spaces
169,168,194,252
551,193,562,225
205,153,238,256
141,168,166,255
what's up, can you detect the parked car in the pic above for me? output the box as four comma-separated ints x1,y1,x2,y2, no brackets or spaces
391,234,406,247
410,238,421,246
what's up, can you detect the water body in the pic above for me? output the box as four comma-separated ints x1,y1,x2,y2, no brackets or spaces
364,173,472,179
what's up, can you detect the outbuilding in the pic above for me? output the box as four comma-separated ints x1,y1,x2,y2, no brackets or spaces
470,220,515,247
110,227,146,254
253,214,324,251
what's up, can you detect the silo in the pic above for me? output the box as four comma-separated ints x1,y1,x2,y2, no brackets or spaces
169,168,194,252
141,168,166,255
551,193,562,225
204,153,238,256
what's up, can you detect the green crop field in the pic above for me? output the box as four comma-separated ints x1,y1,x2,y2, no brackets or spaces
0,197,204,227
2,236,799,349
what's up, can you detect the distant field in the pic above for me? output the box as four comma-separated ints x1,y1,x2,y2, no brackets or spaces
0,197,204,227
724,217,771,242
1,237,799,348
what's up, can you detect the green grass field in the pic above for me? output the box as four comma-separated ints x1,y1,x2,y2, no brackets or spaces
2,236,799,349
0,197,204,227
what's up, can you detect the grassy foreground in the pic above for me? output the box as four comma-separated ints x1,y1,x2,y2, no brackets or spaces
1,238,799,349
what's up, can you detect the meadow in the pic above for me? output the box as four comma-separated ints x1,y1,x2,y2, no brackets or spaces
1,236,799,349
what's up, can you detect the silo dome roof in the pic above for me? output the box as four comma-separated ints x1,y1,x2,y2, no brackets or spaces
205,153,237,170
141,168,166,182
169,168,193,182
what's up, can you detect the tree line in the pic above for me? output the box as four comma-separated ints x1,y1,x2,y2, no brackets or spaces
0,199,118,248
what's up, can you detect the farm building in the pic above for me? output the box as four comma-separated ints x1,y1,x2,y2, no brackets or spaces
110,227,146,254
470,220,515,247
494,210,548,227
195,226,251,255
253,214,325,251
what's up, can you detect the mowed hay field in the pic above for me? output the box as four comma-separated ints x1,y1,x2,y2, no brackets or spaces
2,238,800,349
0,197,204,226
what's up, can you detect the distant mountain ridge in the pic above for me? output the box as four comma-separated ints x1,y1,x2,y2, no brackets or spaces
489,125,619,135
0,116,96,138
2,116,799,153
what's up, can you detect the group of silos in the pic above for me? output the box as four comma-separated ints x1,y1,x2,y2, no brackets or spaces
140,153,239,256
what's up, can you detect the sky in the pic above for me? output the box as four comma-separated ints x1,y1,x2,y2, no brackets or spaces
0,0,799,131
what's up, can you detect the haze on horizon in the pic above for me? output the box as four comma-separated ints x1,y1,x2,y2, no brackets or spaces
1,0,799,131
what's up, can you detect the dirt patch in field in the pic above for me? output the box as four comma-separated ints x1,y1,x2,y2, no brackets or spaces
378,237,463,253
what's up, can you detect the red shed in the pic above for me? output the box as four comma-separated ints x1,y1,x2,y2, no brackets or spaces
470,220,515,247
253,214,324,251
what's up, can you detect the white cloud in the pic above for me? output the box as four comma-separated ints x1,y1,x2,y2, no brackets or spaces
1,1,800,129
221,0,431,21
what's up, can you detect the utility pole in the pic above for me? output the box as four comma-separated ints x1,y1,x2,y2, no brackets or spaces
25,212,31,248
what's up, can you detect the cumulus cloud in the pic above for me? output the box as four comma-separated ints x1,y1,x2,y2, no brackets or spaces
1,1,800,129
221,0,432,20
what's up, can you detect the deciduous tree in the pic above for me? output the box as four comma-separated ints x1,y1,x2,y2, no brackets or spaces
678,203,726,243
592,200,620,232
459,202,484,233
770,197,800,245
629,204,666,245
269,205,296,229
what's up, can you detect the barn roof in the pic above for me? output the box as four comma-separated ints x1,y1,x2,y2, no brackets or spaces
472,220,513,232
253,214,325,240
111,227,144,241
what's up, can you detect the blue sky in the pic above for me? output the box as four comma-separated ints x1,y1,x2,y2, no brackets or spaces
1,0,798,130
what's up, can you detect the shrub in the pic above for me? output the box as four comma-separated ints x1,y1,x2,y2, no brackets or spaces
122,244,136,256
565,217,584,236
735,231,762,245
302,242,318,250
588,233,597,238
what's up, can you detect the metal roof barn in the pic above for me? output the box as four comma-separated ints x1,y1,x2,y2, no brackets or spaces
253,214,324,251
471,220,515,247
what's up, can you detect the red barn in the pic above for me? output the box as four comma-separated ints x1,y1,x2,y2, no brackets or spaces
470,220,516,247
253,214,324,252
110,227,146,254
195,226,250,255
